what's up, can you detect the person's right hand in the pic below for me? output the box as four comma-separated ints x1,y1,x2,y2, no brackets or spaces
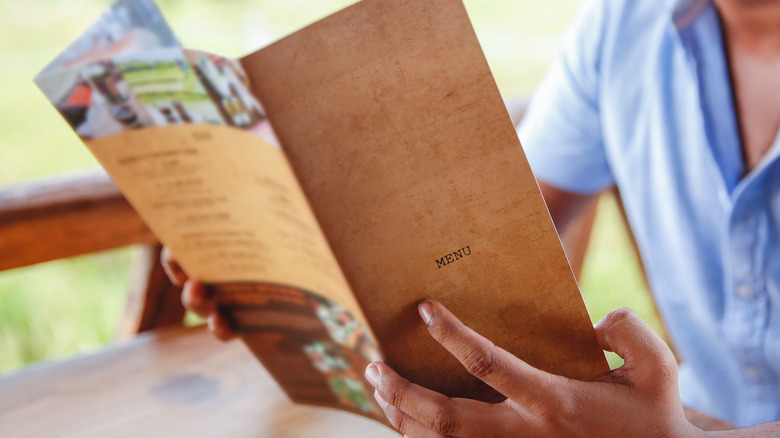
161,247,237,341
366,301,706,438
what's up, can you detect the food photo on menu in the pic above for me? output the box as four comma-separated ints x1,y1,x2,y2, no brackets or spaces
34,0,275,144
35,0,179,138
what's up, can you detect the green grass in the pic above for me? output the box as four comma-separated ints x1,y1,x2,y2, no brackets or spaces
0,0,659,374
0,249,137,372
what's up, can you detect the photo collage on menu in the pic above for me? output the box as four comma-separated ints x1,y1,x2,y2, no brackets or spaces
212,283,383,418
304,294,383,415
35,0,277,146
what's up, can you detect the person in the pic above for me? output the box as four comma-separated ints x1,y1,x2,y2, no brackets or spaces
164,0,780,435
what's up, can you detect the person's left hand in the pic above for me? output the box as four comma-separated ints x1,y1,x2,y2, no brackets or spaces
364,300,706,438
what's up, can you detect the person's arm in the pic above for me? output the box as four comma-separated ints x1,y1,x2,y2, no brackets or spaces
537,180,597,235
364,300,780,437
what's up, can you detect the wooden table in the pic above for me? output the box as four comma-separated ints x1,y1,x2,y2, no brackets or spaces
0,326,398,437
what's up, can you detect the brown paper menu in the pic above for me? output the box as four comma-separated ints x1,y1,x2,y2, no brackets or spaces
36,0,609,425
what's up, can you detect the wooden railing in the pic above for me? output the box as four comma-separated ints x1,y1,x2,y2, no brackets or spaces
0,170,154,270
0,170,184,337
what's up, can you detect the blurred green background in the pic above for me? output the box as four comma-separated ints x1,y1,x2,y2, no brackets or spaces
0,0,659,373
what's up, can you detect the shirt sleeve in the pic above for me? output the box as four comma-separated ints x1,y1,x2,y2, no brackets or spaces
518,0,614,194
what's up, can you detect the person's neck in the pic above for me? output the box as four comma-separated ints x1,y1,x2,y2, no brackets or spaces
713,0,780,55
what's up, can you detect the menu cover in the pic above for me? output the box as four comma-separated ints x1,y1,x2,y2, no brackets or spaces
35,0,609,425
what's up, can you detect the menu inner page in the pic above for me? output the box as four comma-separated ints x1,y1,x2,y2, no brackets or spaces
34,0,385,422
87,126,384,420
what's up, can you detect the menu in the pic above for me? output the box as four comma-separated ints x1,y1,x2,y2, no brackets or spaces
36,0,609,424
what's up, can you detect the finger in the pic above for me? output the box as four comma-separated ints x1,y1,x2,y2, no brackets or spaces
181,280,215,317
161,247,188,286
418,300,557,403
374,390,448,438
208,312,238,341
594,308,677,386
366,361,514,437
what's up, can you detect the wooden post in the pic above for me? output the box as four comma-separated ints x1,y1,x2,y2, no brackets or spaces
116,243,186,339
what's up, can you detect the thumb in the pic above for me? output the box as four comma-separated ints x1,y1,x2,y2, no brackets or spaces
594,308,677,386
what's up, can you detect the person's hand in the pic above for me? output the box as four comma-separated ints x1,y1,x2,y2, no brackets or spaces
364,300,706,438
161,247,237,341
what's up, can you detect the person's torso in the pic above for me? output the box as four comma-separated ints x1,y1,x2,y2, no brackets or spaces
597,0,780,426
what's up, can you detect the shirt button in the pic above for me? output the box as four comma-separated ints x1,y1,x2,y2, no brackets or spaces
737,284,755,300
744,365,762,382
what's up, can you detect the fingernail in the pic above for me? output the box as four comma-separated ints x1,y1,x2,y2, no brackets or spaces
365,363,380,387
373,389,388,408
418,300,433,325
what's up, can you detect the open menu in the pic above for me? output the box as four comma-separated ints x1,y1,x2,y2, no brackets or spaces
35,0,610,424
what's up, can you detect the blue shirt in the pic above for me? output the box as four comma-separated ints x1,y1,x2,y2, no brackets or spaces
518,0,780,427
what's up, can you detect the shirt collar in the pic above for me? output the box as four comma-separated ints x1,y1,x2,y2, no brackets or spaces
671,0,711,29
